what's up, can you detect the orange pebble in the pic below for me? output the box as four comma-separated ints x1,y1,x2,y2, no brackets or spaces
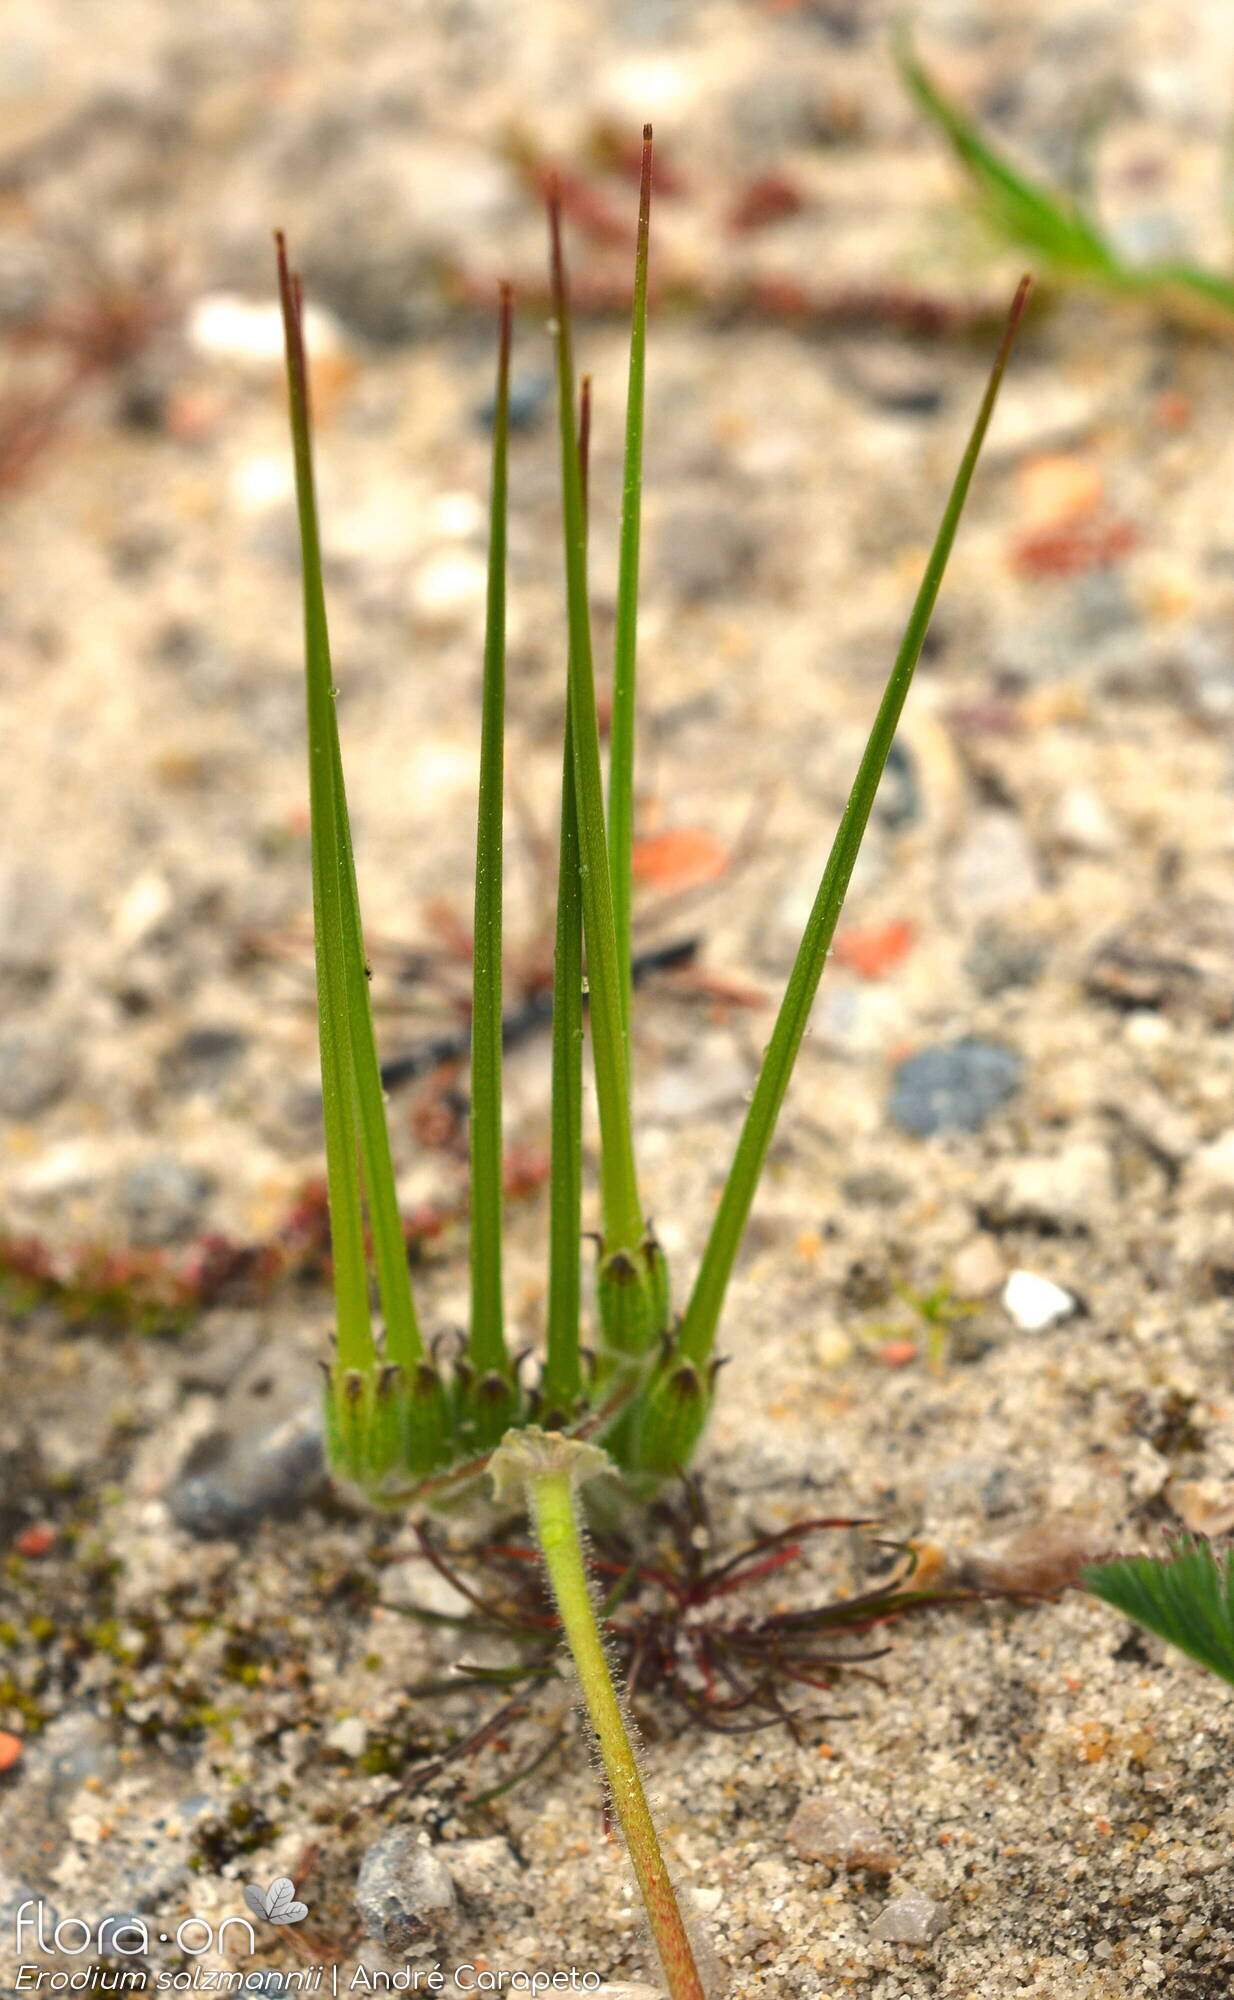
14,1523,54,1557
877,1339,918,1368
631,827,729,892
1018,452,1103,529
1153,391,1191,432
834,920,914,980
0,1733,22,1773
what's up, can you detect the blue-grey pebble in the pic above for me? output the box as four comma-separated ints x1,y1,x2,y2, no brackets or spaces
888,1037,1023,1137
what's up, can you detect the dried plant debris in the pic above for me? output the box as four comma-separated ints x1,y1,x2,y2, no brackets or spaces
1085,897,1234,1025
390,1479,1022,1791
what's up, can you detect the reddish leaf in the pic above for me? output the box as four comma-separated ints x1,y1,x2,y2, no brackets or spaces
727,174,805,235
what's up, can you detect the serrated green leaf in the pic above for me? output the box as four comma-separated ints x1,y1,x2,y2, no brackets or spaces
1085,1537,1234,1688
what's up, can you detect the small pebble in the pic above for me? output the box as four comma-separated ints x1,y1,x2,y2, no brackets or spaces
0,1732,22,1773
301,142,514,343
1017,451,1103,529
378,1559,475,1619
843,345,944,418
1167,1480,1234,1537
1122,1010,1172,1051
729,67,831,148
814,1325,854,1369
984,1144,1114,1235
875,736,923,828
869,1889,949,1944
412,549,488,618
163,1026,248,1090
0,1867,52,1928
888,1038,1023,1137
444,1837,517,1899
949,811,1040,917
171,1407,325,1538
324,1716,368,1759
1051,784,1118,856
1173,629,1234,724
475,372,549,432
13,1522,54,1557
28,1708,120,1795
112,870,174,948
187,293,347,371
878,1339,918,1369
354,1829,456,1953
951,1234,1004,1298
841,1167,911,1207
640,1038,749,1123
120,1156,213,1246
655,504,760,601
0,1029,73,1117
964,920,1046,997
787,1798,897,1874
1184,1130,1234,1209
0,862,67,986
1001,1269,1078,1332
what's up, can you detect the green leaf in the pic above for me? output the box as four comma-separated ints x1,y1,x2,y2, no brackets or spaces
547,193,646,1262
277,238,424,1380
896,28,1123,282
468,283,514,1391
608,125,654,1044
674,276,1031,1374
1150,261,1234,323
542,381,590,1424
542,705,585,1422
896,28,1234,332
1085,1537,1234,1688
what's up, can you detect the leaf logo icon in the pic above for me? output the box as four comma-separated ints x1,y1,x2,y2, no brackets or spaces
243,1878,309,1925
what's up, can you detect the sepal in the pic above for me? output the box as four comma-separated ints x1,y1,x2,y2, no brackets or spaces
595,1227,671,1360
323,1352,452,1500
630,1347,720,1474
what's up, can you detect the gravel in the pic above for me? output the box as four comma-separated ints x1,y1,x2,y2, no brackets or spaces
4,2,1234,1994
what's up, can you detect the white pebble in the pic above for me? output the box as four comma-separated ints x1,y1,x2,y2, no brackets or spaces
1123,1010,1172,1050
113,868,173,947
1001,1268,1078,1332
1051,784,1118,856
187,293,346,370
229,453,294,517
324,1715,367,1758
1184,1130,1234,1208
870,1889,950,1943
426,490,485,541
413,548,488,617
787,1798,897,1874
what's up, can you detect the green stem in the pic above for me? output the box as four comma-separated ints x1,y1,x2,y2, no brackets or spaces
608,125,653,1044
542,382,590,1419
469,284,514,1380
548,193,644,1256
677,277,1031,1369
490,1433,707,2000
543,708,584,1417
282,242,427,1375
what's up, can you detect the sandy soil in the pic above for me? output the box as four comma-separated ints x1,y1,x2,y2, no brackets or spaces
3,2,1234,1994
